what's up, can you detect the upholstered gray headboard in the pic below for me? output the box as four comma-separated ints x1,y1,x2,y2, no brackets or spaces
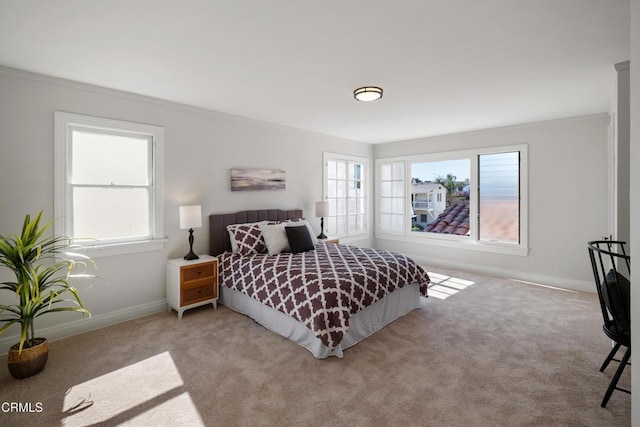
209,209,303,256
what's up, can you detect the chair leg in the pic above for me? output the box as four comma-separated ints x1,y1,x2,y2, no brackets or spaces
600,342,622,372
601,347,631,408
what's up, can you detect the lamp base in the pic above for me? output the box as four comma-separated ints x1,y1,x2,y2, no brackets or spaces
184,228,199,260
317,216,327,240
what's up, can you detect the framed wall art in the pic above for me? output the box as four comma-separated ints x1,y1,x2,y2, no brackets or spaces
230,168,286,191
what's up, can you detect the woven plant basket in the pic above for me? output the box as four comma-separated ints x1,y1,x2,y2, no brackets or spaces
8,338,49,379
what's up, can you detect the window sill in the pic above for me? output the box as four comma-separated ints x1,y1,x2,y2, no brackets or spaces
70,238,168,258
375,232,529,257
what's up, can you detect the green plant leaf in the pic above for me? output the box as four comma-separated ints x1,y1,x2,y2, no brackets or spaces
0,211,96,347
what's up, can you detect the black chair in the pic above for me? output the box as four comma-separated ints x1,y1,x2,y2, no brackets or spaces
587,240,631,408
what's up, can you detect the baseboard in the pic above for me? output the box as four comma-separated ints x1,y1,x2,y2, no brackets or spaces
408,254,594,293
0,300,168,355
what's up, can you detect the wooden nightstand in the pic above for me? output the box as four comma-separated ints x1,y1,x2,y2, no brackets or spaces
166,255,218,319
321,238,340,244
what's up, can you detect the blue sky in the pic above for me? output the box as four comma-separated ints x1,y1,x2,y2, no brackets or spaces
411,159,470,182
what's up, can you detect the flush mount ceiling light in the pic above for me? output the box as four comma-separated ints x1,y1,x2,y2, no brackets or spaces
353,86,383,102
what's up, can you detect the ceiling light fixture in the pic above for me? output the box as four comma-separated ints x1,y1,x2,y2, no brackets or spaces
353,86,383,102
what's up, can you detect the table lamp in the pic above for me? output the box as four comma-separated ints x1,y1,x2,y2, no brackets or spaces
315,201,329,240
179,205,202,260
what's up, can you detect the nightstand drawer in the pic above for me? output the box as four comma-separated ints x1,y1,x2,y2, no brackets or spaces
182,283,215,305
183,263,216,282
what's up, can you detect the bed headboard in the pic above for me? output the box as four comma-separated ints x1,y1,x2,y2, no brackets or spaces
209,209,303,256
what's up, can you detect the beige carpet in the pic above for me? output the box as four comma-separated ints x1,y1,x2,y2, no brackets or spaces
0,267,630,426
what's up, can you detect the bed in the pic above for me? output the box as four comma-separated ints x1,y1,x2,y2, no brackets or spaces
209,209,430,358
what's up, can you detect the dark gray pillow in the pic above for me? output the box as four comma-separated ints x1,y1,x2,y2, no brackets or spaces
285,225,315,254
601,269,630,335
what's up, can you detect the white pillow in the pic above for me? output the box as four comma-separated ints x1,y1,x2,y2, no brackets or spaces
284,219,319,246
259,223,290,255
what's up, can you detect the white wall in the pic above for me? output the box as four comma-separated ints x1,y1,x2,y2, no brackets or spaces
374,115,610,291
0,67,372,353
629,0,639,424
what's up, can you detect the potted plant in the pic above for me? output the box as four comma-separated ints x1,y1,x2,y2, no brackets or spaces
0,211,93,379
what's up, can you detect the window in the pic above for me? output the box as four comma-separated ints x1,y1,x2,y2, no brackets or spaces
479,152,520,244
376,145,527,255
411,158,471,236
54,112,165,256
379,161,405,233
323,153,367,238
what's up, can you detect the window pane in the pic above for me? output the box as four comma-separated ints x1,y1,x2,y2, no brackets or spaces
392,181,404,197
348,215,356,232
337,180,347,198
392,214,404,232
411,159,470,235
392,163,403,180
479,152,519,243
326,216,337,235
348,214,364,232
73,187,150,239
380,197,392,213
337,161,347,180
381,164,392,181
380,181,392,197
327,179,337,198
392,198,404,214
328,199,337,216
327,161,337,180
348,198,357,214
381,213,392,230
72,130,150,185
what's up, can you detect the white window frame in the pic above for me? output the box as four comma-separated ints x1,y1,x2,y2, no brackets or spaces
377,160,405,235
54,112,166,257
376,144,528,256
323,152,368,239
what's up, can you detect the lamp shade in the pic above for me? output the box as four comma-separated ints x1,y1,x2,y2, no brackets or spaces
315,201,329,218
179,205,202,229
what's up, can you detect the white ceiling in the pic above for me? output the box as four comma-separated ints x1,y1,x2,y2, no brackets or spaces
0,1,630,144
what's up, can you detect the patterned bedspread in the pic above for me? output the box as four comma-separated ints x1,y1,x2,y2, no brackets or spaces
219,243,430,350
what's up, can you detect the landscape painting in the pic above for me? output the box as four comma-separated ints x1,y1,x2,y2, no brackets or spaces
230,168,286,191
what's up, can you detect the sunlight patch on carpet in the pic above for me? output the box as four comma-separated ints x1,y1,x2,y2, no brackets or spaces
62,351,204,426
427,272,474,299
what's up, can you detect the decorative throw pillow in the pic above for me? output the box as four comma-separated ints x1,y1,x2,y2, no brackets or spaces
602,269,631,335
259,223,290,255
285,225,315,254
227,222,268,255
283,219,319,246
